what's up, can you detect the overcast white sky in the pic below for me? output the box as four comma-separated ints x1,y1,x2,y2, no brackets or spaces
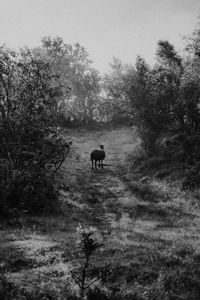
0,0,200,73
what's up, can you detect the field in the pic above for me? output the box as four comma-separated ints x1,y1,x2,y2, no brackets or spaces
1,127,200,299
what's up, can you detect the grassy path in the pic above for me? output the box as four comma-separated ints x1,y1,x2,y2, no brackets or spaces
1,127,200,299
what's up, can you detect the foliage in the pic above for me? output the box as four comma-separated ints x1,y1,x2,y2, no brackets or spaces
0,45,71,215
177,60,200,133
41,37,101,126
156,40,182,69
71,227,102,299
127,24,200,184
100,57,134,124
126,33,200,156
185,17,200,55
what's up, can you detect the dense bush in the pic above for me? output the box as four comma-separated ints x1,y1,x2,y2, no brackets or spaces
121,22,200,159
0,46,71,215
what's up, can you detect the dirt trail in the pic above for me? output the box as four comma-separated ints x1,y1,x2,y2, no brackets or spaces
60,127,140,223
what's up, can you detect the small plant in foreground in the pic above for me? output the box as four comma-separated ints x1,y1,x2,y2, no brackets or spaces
71,227,102,299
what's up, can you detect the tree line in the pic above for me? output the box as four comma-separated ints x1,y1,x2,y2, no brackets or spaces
1,20,200,214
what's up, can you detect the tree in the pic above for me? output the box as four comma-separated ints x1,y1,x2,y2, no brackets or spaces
41,37,101,125
100,57,134,124
177,60,200,133
156,40,182,69
185,18,200,55
128,46,182,154
175,21,200,133
0,45,70,214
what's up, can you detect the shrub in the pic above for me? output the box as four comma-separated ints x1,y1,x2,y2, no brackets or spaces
0,46,71,215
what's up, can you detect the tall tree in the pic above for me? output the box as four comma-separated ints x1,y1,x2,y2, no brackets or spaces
100,57,134,123
41,37,101,125
156,40,182,69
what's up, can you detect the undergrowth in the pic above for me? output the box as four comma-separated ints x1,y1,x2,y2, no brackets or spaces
1,235,200,300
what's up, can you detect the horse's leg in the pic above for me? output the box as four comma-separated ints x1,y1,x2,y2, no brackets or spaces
101,160,103,168
95,160,97,169
98,160,101,168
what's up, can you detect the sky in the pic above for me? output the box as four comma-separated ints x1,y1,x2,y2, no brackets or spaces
0,0,200,74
